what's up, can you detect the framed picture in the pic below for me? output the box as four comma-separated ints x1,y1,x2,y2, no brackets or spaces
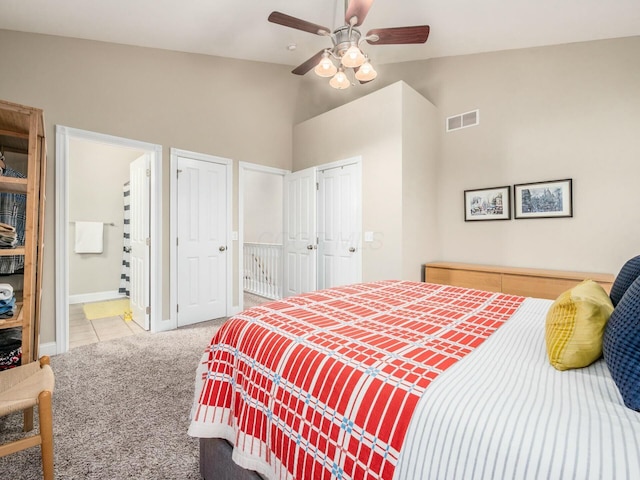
513,178,573,219
464,185,511,221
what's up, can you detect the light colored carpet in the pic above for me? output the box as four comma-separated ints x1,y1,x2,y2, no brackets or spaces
0,317,227,479
83,298,131,320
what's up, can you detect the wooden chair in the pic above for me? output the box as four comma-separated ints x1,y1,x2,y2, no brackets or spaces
0,356,55,479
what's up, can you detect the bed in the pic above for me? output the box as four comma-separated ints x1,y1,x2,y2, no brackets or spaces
188,277,640,480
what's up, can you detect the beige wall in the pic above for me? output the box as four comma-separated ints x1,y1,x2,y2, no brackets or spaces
1,27,638,348
68,138,143,297
0,29,300,343
429,37,640,275
401,85,440,281
296,36,640,277
244,170,283,244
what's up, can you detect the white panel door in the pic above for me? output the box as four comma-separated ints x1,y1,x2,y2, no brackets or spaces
317,163,362,289
129,154,150,330
177,157,227,326
283,167,317,297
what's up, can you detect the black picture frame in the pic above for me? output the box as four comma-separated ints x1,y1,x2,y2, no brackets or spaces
513,178,573,219
464,185,511,221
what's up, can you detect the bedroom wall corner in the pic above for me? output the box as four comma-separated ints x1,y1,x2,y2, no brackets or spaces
293,81,443,283
400,83,440,281
293,83,405,281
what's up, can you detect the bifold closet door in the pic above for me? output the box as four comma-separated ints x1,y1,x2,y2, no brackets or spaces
284,161,362,295
283,167,317,297
317,162,361,290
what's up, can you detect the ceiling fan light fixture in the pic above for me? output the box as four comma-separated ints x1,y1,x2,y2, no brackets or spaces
341,44,365,68
268,6,430,90
314,52,337,77
355,60,377,82
329,69,350,89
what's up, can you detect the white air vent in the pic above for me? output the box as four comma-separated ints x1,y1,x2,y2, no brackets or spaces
446,109,479,132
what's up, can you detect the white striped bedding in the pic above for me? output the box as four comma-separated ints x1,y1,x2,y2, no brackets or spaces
395,297,640,479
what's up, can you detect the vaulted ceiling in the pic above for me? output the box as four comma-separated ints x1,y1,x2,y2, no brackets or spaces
2,0,639,70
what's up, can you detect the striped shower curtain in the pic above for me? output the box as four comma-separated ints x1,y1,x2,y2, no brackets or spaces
118,182,131,297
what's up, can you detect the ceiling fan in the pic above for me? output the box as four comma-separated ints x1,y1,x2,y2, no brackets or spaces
268,0,430,89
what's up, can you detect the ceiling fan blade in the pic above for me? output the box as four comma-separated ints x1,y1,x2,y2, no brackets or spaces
268,11,331,36
366,25,430,45
292,50,326,76
345,0,374,27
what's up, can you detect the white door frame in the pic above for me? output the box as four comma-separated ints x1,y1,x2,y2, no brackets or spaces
169,148,233,328
54,125,163,355
238,161,290,311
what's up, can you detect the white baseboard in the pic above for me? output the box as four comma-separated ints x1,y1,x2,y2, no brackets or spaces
69,290,125,305
39,342,58,357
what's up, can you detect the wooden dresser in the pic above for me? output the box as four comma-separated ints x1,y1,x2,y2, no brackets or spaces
424,262,614,300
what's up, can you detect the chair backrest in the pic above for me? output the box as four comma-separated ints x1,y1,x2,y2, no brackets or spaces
0,356,55,480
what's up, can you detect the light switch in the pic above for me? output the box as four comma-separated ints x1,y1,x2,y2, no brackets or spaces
364,231,374,242
232,231,238,241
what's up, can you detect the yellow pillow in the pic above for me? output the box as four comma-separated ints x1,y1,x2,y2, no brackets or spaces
545,279,614,371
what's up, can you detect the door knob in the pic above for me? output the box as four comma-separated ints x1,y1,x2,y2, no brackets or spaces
306,245,314,250
219,246,227,252
349,247,356,253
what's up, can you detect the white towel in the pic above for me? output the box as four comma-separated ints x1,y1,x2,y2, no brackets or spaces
74,221,104,253
0,283,13,301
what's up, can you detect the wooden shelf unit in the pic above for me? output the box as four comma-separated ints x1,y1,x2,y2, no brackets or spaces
424,262,614,300
0,301,23,329
0,99,46,366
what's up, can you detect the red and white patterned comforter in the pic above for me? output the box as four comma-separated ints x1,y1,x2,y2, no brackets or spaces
189,280,525,480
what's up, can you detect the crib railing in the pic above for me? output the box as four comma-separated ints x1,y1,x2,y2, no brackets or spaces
243,242,283,300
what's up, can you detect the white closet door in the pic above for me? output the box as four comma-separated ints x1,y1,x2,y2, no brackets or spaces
283,167,317,296
317,162,361,289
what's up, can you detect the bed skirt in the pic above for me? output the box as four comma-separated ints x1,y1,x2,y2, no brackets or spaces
200,438,264,480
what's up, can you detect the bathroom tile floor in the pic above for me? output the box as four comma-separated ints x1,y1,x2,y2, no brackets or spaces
68,302,145,349
69,293,272,350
